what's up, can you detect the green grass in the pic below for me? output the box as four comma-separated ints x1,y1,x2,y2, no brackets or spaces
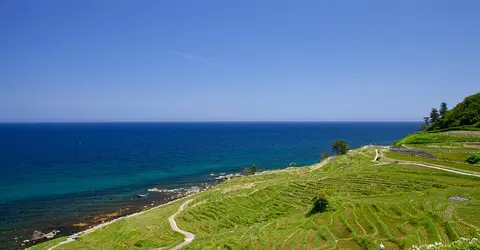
32,200,185,250
384,151,480,173
433,152,473,162
32,145,480,250
397,132,480,145
29,237,69,250
405,143,480,153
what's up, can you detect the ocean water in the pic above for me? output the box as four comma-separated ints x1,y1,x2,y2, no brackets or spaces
0,122,419,248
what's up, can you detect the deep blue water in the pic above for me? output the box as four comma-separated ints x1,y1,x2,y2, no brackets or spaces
0,122,418,248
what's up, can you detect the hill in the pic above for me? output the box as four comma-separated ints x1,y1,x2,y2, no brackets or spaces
31,138,480,250
427,92,480,131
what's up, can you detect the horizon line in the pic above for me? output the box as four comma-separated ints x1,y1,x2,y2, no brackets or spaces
0,120,421,124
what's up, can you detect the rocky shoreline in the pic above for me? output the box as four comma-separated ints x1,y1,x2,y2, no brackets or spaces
20,172,243,249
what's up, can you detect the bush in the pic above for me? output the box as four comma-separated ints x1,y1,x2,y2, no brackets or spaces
243,164,258,175
321,152,330,160
307,196,329,216
465,155,480,164
332,139,350,155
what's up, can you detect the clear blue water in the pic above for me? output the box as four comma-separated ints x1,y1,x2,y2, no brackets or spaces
0,122,419,248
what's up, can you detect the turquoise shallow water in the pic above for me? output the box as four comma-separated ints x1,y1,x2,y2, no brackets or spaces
0,122,418,248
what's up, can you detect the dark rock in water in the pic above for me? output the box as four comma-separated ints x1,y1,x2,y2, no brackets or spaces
31,230,46,241
31,229,59,241
136,194,148,198
45,230,58,239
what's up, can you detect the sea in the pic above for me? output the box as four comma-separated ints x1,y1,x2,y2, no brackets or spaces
0,122,419,249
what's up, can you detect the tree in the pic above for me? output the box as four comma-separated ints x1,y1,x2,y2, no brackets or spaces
465,155,480,164
419,123,427,131
423,116,430,126
243,164,257,175
242,167,252,175
439,102,448,117
430,108,440,124
332,139,350,155
250,164,257,174
420,116,431,131
321,152,330,160
307,196,329,216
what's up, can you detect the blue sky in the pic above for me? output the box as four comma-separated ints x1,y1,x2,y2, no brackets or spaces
1,0,479,122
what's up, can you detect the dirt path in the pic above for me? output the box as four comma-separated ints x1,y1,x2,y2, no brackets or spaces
47,238,75,250
42,195,198,250
397,162,479,177
379,150,479,178
372,149,379,162
310,157,333,171
167,199,195,250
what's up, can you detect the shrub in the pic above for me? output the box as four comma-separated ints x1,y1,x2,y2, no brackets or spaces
465,155,480,164
307,196,329,216
332,139,350,155
243,164,258,175
321,152,330,160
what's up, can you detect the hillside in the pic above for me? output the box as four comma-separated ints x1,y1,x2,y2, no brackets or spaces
428,92,480,131
31,137,480,250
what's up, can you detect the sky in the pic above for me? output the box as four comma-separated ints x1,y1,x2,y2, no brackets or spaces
1,0,479,122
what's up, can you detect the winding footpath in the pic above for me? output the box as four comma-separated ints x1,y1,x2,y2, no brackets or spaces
45,197,197,250
47,237,74,250
375,148,480,178
309,156,333,171
372,149,380,162
396,161,480,177
167,199,196,250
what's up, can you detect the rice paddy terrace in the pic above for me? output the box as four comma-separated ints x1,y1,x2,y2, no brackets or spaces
32,133,480,250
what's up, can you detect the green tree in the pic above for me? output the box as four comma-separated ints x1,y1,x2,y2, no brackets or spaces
307,196,329,216
439,102,448,117
250,164,257,174
321,152,330,160
242,167,251,175
332,139,350,155
465,155,480,164
419,123,427,131
430,108,440,124
420,116,431,131
423,116,430,126
243,164,257,175
427,93,480,130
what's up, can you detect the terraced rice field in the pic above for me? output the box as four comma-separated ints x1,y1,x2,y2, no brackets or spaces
33,147,480,250
173,148,480,249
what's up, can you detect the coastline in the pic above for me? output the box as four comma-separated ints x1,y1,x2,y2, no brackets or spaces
40,194,199,250
25,165,304,249
20,146,364,250
25,188,206,250
24,173,247,249
1,122,419,250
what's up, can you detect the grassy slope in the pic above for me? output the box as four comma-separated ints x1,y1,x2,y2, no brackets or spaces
396,132,480,145
405,143,480,153
178,148,480,249
392,131,480,173
32,200,185,250
383,151,479,174
33,147,480,250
